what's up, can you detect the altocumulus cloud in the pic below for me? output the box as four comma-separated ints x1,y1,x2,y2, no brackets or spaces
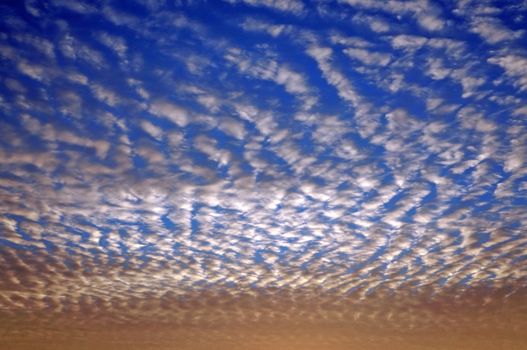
0,1,526,349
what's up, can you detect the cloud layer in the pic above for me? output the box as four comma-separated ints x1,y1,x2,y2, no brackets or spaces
0,0,526,348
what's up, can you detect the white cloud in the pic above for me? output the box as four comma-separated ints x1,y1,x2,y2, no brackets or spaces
390,35,428,50
59,34,107,69
488,54,527,92
149,100,189,127
96,31,128,58
13,33,55,59
330,34,372,48
225,48,316,109
240,18,290,37
513,105,527,116
425,58,451,80
344,48,392,66
352,14,391,33
194,135,232,166
141,120,164,140
51,0,97,14
306,46,362,107
218,117,246,140
226,0,305,15
102,5,139,26
340,0,445,32
17,61,47,81
470,16,524,44
91,84,120,106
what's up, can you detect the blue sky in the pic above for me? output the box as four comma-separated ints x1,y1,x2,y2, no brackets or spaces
1,0,527,335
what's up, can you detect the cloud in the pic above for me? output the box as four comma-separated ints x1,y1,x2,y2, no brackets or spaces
226,0,305,15
16,60,48,81
149,100,189,127
218,117,246,140
306,46,362,107
240,18,291,37
352,14,391,33
51,0,98,14
140,120,164,140
59,34,107,69
340,0,445,32
12,33,56,59
194,134,232,166
344,47,392,66
102,5,139,27
91,84,120,106
390,34,428,50
225,48,316,109
470,16,524,44
488,53,527,92
95,32,128,58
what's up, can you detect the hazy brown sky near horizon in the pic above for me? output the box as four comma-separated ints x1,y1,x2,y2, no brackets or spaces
1,285,526,349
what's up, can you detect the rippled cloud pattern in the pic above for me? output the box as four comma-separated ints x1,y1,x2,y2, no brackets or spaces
1,1,527,349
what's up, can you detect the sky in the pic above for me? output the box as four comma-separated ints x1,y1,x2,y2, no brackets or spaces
0,0,527,349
